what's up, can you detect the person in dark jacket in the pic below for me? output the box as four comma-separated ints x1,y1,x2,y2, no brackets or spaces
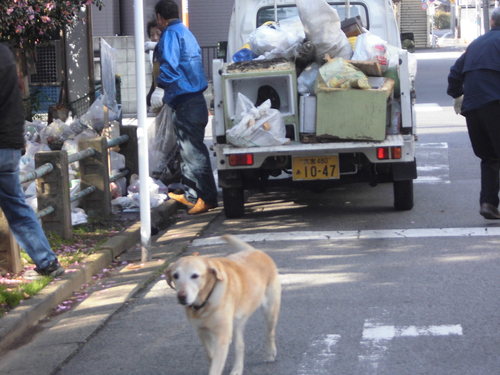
447,7,500,219
154,0,218,214
0,43,64,277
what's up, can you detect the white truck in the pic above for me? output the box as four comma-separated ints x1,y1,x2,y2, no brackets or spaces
211,0,417,218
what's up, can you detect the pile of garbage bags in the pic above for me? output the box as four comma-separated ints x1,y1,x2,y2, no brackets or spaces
20,94,168,226
226,0,419,147
233,0,401,92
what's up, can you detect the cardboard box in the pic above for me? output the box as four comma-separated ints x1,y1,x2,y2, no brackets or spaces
315,78,394,141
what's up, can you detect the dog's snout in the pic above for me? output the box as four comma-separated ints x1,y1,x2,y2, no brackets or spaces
177,291,188,305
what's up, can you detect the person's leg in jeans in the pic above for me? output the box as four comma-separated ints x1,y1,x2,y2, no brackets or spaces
0,148,60,271
173,94,218,207
466,102,500,207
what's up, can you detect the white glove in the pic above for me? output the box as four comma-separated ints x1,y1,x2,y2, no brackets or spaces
453,95,463,115
151,87,165,111
144,41,157,52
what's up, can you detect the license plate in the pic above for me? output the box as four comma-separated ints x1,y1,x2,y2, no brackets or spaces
292,155,340,181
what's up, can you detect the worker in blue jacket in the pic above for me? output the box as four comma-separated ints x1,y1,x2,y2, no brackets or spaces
447,7,500,219
154,0,218,214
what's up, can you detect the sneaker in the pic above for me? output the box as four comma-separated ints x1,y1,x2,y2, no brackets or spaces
168,192,195,207
187,198,216,215
35,260,65,278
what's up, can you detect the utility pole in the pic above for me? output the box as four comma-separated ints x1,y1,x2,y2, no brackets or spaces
483,0,490,33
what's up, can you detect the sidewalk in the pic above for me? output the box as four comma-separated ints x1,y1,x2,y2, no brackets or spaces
0,199,220,374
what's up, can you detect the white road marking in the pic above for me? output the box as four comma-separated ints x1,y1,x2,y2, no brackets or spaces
415,103,444,112
415,51,463,60
415,142,450,184
358,320,462,374
297,334,341,375
191,227,500,247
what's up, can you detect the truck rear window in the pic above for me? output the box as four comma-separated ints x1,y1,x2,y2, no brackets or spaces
256,2,369,29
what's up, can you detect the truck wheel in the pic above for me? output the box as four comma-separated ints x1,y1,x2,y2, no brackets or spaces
393,180,414,210
223,188,245,218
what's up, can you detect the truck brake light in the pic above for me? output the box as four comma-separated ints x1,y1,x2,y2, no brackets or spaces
228,153,254,166
377,147,402,160
377,147,390,160
391,146,402,159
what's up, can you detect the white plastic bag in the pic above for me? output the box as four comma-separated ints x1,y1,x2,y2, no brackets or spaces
296,0,352,62
226,93,289,147
248,17,305,59
352,32,389,72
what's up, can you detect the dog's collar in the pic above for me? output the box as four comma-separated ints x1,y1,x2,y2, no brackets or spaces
190,279,217,311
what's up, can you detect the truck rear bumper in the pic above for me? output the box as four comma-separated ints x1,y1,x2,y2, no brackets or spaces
214,134,416,170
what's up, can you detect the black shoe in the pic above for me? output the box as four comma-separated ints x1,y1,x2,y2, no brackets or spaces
35,260,65,278
479,203,500,219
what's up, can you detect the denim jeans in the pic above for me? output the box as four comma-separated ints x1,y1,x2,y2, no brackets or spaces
173,94,218,206
0,148,57,269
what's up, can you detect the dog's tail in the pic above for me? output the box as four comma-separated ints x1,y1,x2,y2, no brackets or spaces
221,234,255,252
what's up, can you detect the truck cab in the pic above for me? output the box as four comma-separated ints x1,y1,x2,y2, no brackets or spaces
212,0,417,218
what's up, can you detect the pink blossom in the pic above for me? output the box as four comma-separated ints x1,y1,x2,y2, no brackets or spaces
7,8,14,15
41,16,51,23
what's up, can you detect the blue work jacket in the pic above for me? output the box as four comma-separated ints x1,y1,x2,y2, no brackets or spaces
156,20,207,107
447,27,500,113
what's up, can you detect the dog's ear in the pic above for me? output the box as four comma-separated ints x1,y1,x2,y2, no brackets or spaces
207,260,225,281
165,263,176,289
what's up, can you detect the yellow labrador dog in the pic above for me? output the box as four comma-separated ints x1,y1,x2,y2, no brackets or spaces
165,234,281,375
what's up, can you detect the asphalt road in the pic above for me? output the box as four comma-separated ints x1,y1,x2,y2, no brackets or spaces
54,48,500,375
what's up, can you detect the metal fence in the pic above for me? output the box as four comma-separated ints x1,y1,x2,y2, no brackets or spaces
0,134,129,274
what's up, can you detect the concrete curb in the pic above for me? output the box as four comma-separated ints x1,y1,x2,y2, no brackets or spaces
0,199,179,354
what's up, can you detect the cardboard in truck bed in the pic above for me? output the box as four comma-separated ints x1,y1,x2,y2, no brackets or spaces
315,78,394,141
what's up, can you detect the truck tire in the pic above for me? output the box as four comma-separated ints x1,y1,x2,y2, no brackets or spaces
223,187,245,218
393,180,414,210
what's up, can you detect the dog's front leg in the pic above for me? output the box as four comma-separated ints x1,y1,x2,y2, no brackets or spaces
208,336,231,375
229,317,248,375
198,328,216,361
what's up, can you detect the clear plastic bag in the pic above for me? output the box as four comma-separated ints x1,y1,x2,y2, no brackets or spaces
248,17,305,59
39,119,75,150
296,0,352,62
226,93,289,147
79,94,121,133
298,63,320,94
319,57,370,89
149,105,180,184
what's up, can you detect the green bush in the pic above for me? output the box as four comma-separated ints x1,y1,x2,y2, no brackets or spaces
434,10,451,29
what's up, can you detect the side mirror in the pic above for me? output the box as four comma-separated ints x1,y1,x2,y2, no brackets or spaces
217,41,228,62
